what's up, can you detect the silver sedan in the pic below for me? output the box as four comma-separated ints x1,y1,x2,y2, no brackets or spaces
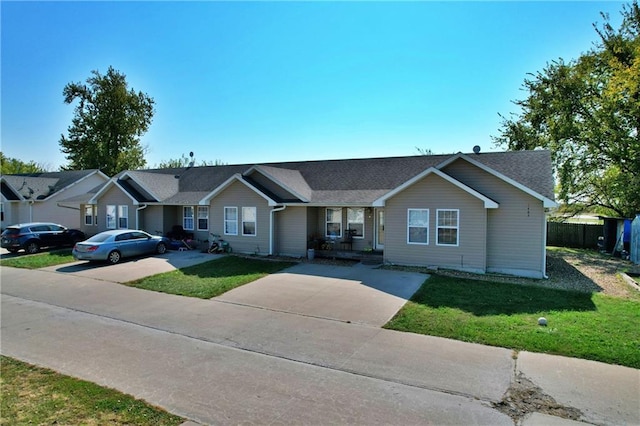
73,229,170,264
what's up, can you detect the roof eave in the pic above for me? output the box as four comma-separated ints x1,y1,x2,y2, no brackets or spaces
373,167,499,209
438,152,554,206
199,174,278,206
244,165,311,202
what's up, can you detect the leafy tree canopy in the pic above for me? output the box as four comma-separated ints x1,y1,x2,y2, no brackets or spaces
494,2,640,218
155,153,226,169
59,66,155,176
1,152,50,174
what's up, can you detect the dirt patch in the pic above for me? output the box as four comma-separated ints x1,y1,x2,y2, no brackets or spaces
428,248,639,298
493,372,583,423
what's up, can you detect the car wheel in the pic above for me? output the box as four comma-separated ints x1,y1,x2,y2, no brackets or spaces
156,242,167,254
107,250,121,264
25,241,40,255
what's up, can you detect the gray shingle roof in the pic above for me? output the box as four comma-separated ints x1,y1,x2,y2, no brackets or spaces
120,150,554,205
1,170,100,201
123,170,179,201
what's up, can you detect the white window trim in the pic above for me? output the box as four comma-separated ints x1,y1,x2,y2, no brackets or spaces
347,207,365,239
183,206,194,231
84,205,94,226
106,205,116,229
197,206,209,231
407,208,429,245
436,209,460,247
224,206,238,236
325,207,343,238
242,206,257,237
118,205,129,229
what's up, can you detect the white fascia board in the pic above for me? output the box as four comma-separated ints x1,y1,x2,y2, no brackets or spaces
88,179,140,205
199,174,278,206
437,153,557,208
244,165,310,202
0,177,26,201
372,167,499,208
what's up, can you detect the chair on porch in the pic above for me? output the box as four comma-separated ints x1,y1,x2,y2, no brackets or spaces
340,229,357,251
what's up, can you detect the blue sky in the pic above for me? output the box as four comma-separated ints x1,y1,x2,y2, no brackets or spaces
1,1,625,171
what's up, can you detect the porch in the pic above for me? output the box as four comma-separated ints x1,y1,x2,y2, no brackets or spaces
312,248,384,264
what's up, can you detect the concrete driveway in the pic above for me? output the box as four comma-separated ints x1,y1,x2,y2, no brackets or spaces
38,250,218,283
216,263,427,326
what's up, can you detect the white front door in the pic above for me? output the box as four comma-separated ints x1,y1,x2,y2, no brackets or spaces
375,209,384,249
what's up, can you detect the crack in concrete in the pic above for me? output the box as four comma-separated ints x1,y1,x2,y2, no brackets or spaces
496,351,583,424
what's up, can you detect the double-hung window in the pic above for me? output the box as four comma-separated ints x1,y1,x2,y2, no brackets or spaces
326,208,342,238
106,205,116,229
347,208,364,238
437,209,459,246
183,206,194,230
84,205,95,226
118,205,128,228
197,206,209,231
242,207,257,236
224,207,238,235
407,209,429,244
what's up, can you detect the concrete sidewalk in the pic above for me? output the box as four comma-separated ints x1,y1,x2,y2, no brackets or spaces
2,266,639,425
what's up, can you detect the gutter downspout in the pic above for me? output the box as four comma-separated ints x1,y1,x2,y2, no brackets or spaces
28,200,35,222
543,207,549,279
269,205,286,255
136,204,148,230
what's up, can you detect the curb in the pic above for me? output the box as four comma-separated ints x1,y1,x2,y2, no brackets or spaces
620,272,640,291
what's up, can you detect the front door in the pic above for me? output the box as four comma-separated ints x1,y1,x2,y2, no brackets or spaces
375,209,385,249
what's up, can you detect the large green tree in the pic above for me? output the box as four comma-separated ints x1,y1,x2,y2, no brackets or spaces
494,2,640,217
155,153,226,169
0,152,49,174
59,66,155,176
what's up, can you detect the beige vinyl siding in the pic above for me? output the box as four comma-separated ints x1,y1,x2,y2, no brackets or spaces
96,185,134,233
442,159,545,277
384,173,487,273
276,206,307,256
142,205,165,237
307,207,319,243
209,180,270,255
30,173,108,230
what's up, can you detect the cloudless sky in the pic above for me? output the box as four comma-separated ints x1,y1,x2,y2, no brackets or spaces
1,1,626,171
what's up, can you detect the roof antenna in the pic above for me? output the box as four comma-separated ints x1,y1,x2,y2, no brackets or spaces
473,145,481,154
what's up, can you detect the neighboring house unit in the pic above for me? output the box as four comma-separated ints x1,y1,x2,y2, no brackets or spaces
1,170,110,230
81,150,556,278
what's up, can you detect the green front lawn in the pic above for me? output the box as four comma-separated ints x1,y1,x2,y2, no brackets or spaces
0,249,76,269
126,255,296,298
0,356,183,425
385,275,640,369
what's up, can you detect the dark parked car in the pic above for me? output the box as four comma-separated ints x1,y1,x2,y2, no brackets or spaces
1,222,86,254
72,229,170,264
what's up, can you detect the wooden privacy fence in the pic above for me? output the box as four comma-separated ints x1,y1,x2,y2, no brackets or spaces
547,222,604,249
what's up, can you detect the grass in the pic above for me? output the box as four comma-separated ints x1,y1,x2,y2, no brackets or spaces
126,255,296,298
384,274,640,369
0,356,183,426
0,249,76,269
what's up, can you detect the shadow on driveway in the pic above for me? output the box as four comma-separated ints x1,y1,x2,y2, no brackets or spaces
41,250,219,283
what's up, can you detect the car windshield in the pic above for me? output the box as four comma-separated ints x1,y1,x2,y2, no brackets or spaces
85,233,112,243
2,228,20,236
